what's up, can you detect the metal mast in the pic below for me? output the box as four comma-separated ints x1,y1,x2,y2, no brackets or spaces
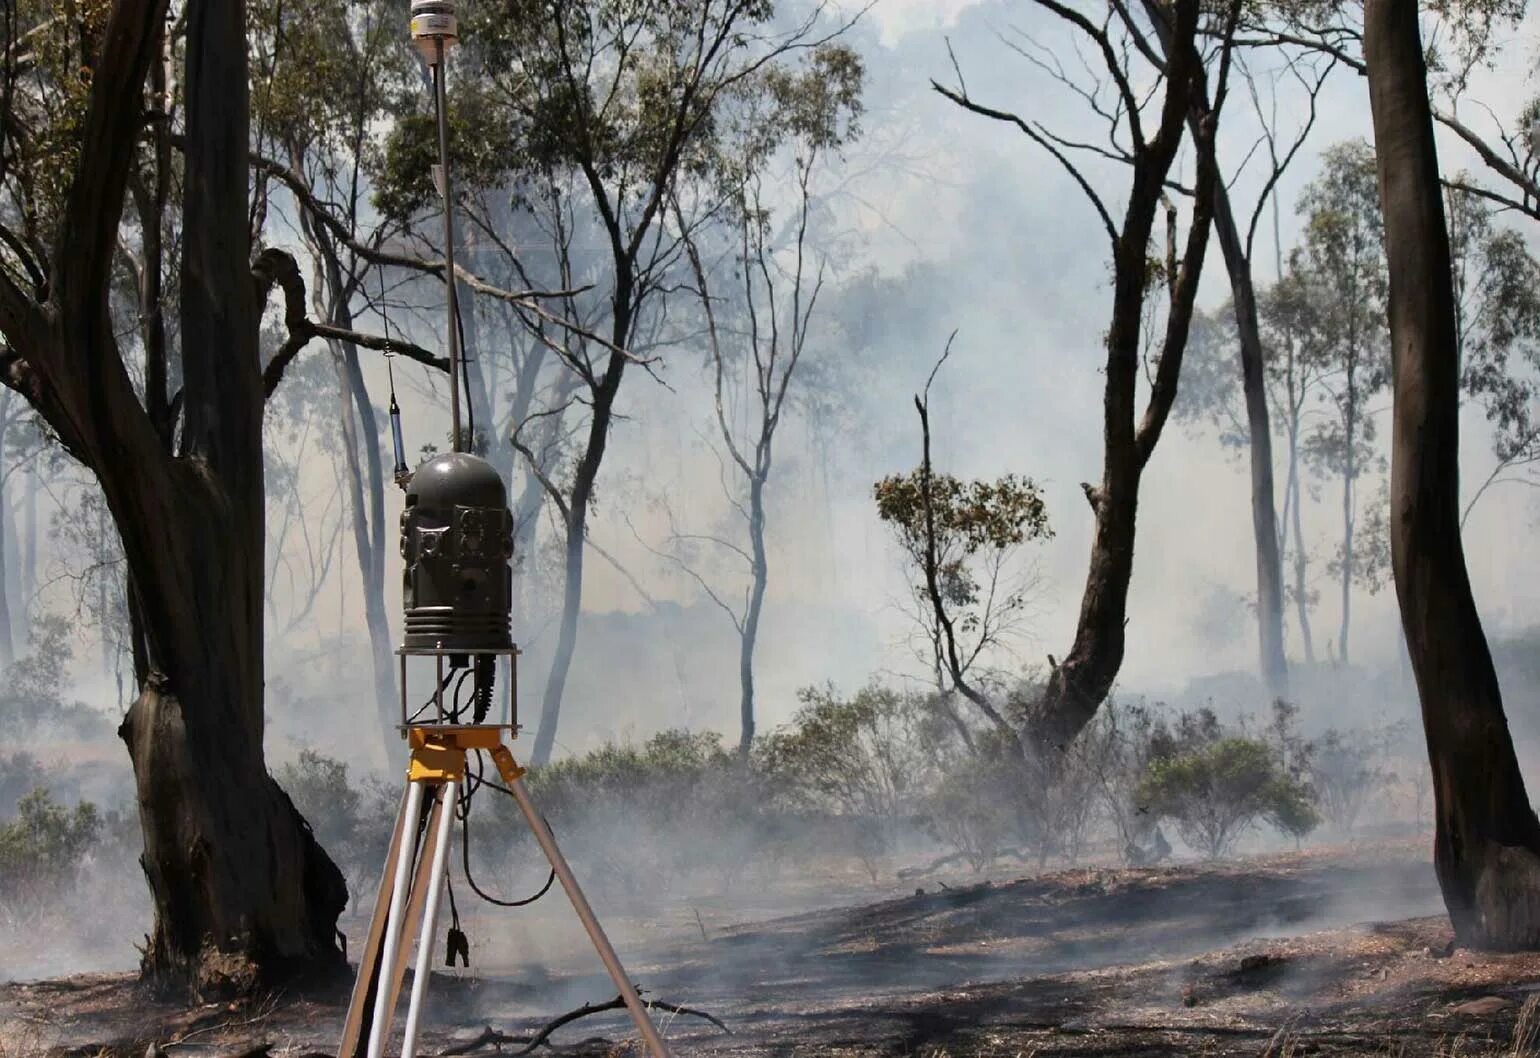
411,0,464,452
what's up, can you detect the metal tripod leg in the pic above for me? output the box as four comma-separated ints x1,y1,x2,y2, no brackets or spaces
338,787,412,1058
401,779,458,1058
354,781,454,1058
501,768,674,1058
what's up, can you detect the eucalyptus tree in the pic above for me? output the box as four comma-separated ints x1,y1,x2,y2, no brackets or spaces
250,0,415,759
1288,141,1389,665
0,0,453,994
936,0,1241,754
1132,5,1338,698
1365,0,1540,950
1444,183,1540,520
663,44,863,754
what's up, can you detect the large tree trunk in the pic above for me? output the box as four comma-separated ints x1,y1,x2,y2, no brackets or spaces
1365,0,1540,949
99,0,345,994
1030,1,1218,752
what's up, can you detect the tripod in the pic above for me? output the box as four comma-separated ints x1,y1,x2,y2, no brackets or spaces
337,726,673,1058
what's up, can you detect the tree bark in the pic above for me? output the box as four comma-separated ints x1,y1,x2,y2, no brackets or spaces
1140,0,1286,698
739,473,767,756
1339,373,1357,664
1365,0,1540,949
1213,188,1288,696
529,346,627,766
1285,410,1317,663
1030,0,1223,753
0,0,353,996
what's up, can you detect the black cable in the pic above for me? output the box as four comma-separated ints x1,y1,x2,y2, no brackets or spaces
409,667,459,722
450,666,474,722
457,752,556,908
453,293,476,450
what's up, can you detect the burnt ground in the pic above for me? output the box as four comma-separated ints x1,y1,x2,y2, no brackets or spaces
7,841,1540,1057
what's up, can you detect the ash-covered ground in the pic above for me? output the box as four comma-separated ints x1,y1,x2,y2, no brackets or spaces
8,840,1540,1057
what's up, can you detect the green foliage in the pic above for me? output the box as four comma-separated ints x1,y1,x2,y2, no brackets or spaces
925,762,1017,872
1446,183,1540,470
874,469,1050,610
1137,724,1320,859
0,788,102,914
526,728,736,809
276,749,396,896
757,684,939,820
0,0,112,244
278,749,362,857
1307,723,1402,833
757,685,947,879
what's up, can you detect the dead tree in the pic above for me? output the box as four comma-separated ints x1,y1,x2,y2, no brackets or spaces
935,0,1241,754
1366,0,1540,949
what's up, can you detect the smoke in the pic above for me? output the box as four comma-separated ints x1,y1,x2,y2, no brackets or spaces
8,0,1540,1018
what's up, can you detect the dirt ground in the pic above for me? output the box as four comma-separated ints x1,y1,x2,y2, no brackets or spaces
6,840,1540,1057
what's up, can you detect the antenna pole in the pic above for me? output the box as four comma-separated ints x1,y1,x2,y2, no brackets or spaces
432,42,464,453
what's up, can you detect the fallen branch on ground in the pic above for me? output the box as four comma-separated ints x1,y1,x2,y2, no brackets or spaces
438,993,731,1056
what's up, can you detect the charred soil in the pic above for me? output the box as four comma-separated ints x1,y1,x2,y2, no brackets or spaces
6,841,1540,1056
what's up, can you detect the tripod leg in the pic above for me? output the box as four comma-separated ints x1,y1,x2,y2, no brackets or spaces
400,779,459,1058
381,795,448,1039
505,774,674,1058
366,780,427,1058
338,787,413,1058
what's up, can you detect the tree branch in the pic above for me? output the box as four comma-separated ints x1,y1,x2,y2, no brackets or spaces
252,248,448,398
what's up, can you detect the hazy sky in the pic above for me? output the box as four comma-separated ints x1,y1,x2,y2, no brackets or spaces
35,1,1540,765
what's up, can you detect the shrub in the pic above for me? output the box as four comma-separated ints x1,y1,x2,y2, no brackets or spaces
276,749,396,897
925,758,1016,871
1137,735,1320,859
0,788,102,915
485,729,767,894
758,685,940,878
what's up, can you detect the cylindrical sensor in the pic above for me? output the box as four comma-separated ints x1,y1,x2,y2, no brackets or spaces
400,452,514,650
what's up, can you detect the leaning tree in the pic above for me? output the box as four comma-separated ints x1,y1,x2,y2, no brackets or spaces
936,0,1241,754
0,0,445,994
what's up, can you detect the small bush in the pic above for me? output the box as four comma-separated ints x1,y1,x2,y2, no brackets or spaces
0,788,102,916
1137,734,1320,859
1308,724,1401,833
277,749,396,897
758,685,940,878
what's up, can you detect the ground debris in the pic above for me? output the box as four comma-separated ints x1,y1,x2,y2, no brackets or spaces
14,843,1540,1058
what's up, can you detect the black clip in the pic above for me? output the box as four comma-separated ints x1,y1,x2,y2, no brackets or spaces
446,925,470,968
